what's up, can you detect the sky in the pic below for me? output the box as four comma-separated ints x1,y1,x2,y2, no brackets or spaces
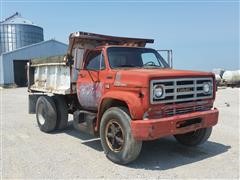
0,0,239,71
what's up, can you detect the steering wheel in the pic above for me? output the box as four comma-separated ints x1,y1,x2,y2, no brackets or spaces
144,61,156,66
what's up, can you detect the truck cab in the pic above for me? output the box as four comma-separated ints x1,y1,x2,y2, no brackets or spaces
28,32,219,164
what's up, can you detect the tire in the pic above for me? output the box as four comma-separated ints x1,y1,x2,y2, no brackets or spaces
174,127,212,146
53,95,68,130
100,107,142,164
36,96,57,132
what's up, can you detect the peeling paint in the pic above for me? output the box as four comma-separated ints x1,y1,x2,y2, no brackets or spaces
77,82,103,109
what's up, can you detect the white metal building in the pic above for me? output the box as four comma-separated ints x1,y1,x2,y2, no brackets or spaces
0,39,67,86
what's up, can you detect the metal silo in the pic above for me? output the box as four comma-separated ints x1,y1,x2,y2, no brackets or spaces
0,12,44,54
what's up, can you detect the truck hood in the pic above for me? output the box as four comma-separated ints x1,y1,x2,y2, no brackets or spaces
114,68,214,88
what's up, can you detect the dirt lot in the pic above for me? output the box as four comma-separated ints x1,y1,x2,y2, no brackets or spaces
1,87,239,179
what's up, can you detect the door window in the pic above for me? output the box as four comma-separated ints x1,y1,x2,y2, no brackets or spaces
85,51,105,70
141,52,161,66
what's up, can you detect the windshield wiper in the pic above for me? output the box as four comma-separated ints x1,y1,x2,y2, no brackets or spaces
143,65,162,69
116,65,142,69
119,65,135,67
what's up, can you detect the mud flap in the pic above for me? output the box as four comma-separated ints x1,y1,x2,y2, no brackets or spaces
28,94,44,114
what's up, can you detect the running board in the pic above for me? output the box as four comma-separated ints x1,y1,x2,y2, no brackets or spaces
73,110,97,135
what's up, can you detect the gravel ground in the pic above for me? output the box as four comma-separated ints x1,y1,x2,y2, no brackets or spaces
1,87,239,179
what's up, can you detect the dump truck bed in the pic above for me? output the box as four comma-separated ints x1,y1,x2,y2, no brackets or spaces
28,55,72,95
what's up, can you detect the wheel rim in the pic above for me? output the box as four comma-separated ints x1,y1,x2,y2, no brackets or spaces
37,103,46,125
105,119,125,152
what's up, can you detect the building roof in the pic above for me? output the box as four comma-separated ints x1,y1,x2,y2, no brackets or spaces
1,39,68,55
0,12,37,26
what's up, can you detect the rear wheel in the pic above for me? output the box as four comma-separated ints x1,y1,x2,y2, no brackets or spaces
174,127,212,146
36,96,57,132
53,95,68,130
100,107,142,164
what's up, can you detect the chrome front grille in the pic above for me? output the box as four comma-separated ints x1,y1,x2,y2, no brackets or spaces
150,78,213,104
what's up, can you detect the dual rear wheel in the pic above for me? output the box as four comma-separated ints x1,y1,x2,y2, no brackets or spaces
36,95,68,132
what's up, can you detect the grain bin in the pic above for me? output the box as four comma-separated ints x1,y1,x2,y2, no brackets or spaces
0,12,44,54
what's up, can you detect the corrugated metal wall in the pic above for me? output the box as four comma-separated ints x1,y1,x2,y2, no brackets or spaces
0,55,3,84
0,39,67,85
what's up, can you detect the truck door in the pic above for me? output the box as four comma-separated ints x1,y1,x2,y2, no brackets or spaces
77,50,106,110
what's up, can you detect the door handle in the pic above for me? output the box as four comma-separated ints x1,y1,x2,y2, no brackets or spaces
106,75,113,79
79,74,86,78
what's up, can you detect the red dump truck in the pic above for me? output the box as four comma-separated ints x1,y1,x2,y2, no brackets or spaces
28,32,219,164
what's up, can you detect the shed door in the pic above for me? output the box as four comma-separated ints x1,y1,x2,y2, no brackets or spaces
13,60,29,87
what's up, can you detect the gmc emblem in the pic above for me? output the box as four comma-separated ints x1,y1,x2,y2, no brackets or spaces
177,87,192,93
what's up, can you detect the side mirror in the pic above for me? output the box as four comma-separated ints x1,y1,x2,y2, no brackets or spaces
72,48,85,70
65,54,74,66
157,49,173,68
71,48,85,82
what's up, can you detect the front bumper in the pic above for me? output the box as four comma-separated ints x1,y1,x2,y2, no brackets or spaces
131,108,219,141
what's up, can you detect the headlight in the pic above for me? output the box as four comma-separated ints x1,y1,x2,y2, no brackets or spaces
154,85,164,98
203,83,210,94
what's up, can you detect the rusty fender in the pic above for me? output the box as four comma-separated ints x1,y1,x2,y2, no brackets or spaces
95,90,145,131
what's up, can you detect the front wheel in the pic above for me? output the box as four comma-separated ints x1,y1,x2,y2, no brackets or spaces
174,127,212,146
100,107,142,164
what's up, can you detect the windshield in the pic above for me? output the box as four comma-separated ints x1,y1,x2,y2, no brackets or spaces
107,47,169,69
